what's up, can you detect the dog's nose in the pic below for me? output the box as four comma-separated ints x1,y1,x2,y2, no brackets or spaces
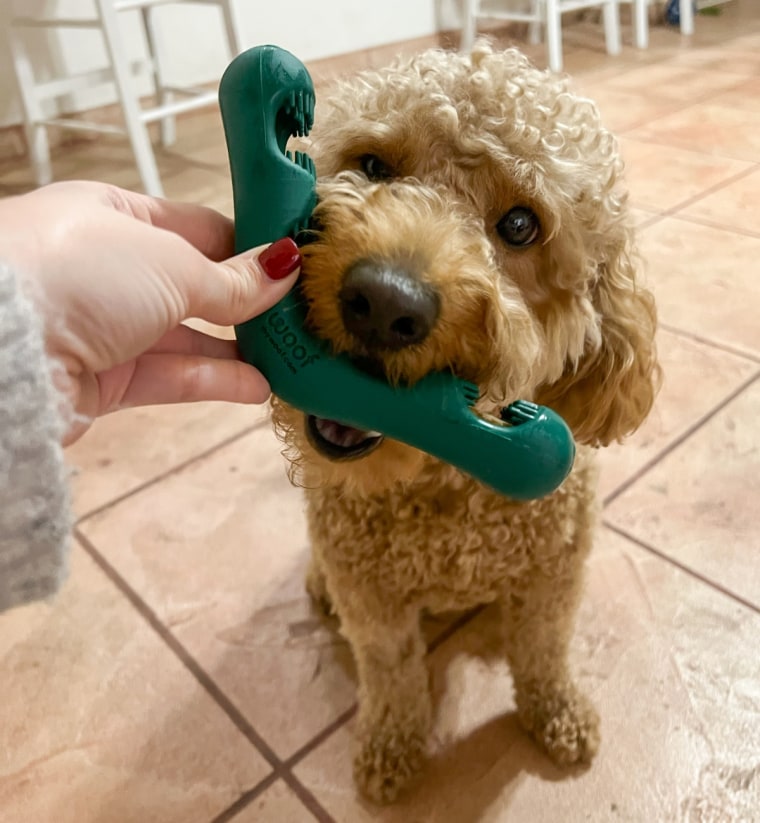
339,259,440,351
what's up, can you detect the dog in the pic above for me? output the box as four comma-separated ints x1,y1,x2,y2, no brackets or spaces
271,41,659,803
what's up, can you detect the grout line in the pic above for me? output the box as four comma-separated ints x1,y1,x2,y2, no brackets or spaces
603,369,760,507
633,162,760,233
279,773,339,823
75,417,270,525
658,323,760,365
603,521,760,616
213,773,337,823
208,773,280,823
637,211,667,231
615,80,750,136
76,528,340,823
75,528,283,769
664,162,758,213
619,121,759,163
656,209,760,242
283,705,357,770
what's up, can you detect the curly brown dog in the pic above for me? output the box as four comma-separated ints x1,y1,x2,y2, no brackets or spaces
272,41,659,803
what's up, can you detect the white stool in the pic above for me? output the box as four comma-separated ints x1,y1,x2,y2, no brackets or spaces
461,0,630,73
8,0,244,197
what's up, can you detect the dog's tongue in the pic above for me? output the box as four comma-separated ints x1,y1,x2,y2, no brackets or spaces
314,418,382,449
315,417,381,449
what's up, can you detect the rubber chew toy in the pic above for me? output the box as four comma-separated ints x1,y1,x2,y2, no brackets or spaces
218,45,576,500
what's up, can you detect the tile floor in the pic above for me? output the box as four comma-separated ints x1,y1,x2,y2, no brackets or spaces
2,3,760,821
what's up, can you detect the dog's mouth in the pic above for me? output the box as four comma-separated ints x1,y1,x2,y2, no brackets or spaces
306,415,385,461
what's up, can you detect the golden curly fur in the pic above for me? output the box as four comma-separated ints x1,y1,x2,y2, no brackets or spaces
270,41,659,802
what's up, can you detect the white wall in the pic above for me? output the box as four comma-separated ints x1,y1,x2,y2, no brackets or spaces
0,0,465,130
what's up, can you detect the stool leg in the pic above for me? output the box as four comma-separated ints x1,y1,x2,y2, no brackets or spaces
680,0,694,35
528,0,542,46
219,0,245,56
8,24,52,187
460,0,479,52
545,0,563,73
141,5,175,147
97,0,163,196
634,0,649,49
602,0,622,57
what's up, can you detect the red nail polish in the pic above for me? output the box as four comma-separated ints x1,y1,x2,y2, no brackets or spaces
258,237,301,281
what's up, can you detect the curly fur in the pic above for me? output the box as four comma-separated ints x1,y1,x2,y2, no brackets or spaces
270,41,660,802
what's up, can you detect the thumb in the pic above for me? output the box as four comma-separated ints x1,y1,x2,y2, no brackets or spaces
189,236,302,326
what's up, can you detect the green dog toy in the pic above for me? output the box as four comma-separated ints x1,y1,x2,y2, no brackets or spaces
218,45,575,500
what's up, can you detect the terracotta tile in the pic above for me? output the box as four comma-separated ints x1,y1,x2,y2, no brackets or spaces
569,82,678,132
1,120,231,201
77,426,360,758
679,167,760,236
714,76,760,112
619,137,752,212
294,529,760,821
558,44,647,80
668,43,760,77
630,205,662,226
637,216,760,358
66,401,263,517
159,163,231,209
0,544,270,823
601,62,743,103
597,328,758,499
76,425,459,759
0,126,26,167
630,101,760,163
52,142,146,193
605,378,760,607
232,781,315,822
4,16,760,822
160,109,229,169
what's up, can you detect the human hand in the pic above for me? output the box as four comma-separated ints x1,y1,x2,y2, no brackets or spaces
0,181,301,445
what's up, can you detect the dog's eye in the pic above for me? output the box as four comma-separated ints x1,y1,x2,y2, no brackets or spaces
360,154,394,181
496,207,540,247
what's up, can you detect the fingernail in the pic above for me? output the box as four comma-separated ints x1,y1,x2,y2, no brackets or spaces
258,237,301,281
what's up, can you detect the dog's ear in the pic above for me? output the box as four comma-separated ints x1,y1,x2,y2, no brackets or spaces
537,224,660,447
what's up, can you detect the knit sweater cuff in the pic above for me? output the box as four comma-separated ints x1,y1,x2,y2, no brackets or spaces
0,261,72,612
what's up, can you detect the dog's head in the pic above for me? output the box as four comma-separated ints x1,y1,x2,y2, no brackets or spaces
272,42,659,494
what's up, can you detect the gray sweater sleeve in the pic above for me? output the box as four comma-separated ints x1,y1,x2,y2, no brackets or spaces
0,261,72,612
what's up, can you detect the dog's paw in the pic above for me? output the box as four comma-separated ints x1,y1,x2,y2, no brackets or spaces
353,728,426,804
517,684,600,767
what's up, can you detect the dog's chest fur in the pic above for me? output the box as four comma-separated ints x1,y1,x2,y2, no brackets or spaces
306,447,597,614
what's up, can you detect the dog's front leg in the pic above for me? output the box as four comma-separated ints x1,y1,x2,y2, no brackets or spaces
339,604,430,803
502,568,599,767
